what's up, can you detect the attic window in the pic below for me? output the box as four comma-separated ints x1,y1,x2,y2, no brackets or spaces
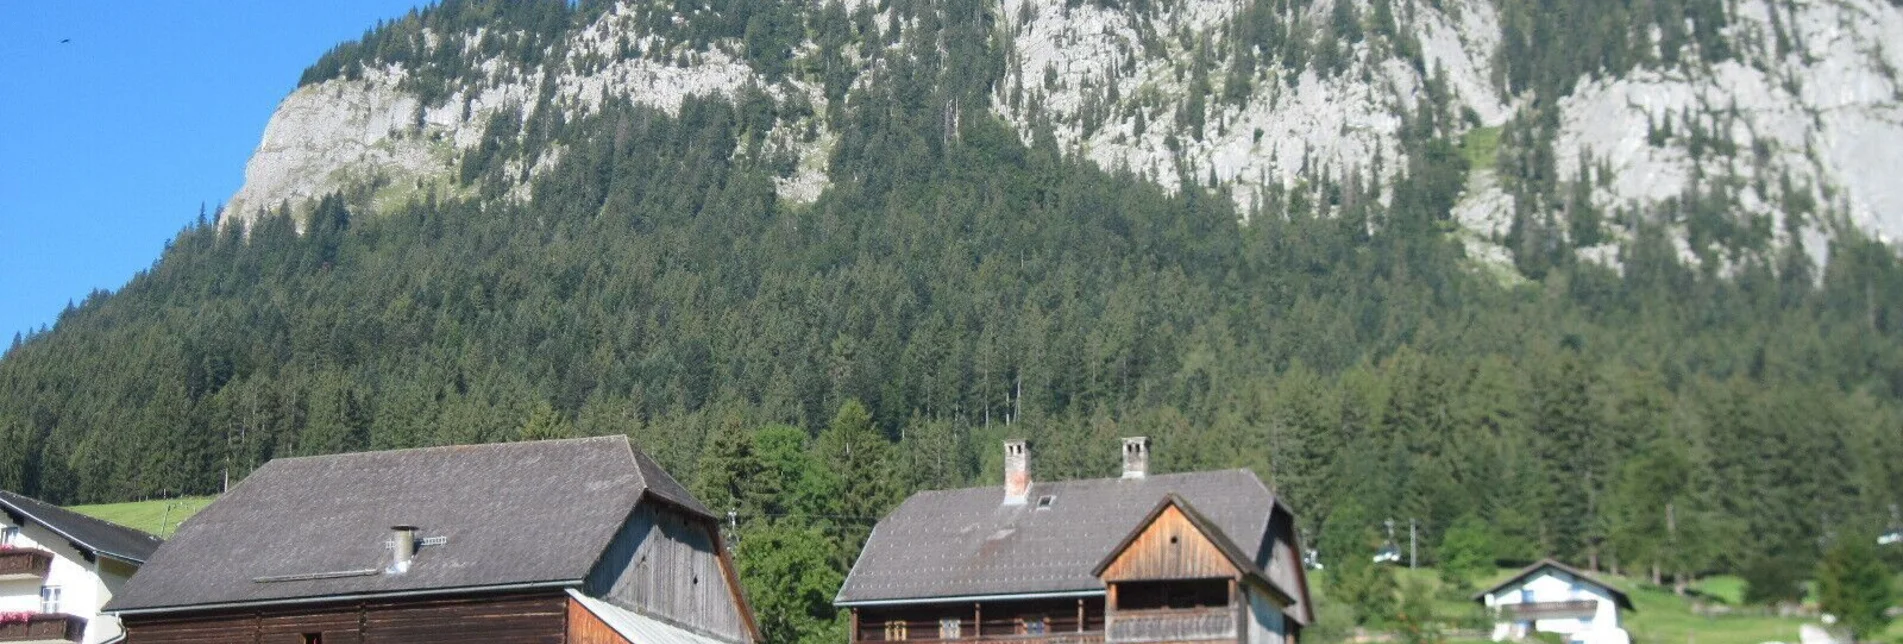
1036,495,1056,510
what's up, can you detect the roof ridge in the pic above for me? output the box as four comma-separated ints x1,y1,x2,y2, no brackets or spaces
902,468,1257,498
262,435,628,464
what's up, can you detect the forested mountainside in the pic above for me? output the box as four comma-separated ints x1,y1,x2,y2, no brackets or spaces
4,0,1903,641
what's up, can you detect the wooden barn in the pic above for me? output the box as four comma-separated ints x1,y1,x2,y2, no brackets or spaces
104,436,759,644
836,438,1314,644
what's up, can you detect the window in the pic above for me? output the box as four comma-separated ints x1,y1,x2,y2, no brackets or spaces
884,620,908,641
1520,589,1535,603
1117,579,1231,610
1036,495,1056,510
302,634,323,644
939,618,962,640
1020,616,1047,635
0,526,18,547
40,586,61,613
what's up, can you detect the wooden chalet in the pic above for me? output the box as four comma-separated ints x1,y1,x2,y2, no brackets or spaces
104,436,759,644
836,438,1314,644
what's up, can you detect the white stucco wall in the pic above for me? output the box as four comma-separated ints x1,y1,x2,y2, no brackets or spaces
1480,567,1628,644
1,514,136,644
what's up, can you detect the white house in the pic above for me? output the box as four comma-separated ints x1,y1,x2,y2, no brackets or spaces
1474,559,1636,644
0,490,162,644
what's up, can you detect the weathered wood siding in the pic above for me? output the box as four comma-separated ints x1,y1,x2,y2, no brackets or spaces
566,597,634,644
1107,606,1238,643
1259,509,1304,621
122,591,567,643
1100,505,1242,583
586,502,750,642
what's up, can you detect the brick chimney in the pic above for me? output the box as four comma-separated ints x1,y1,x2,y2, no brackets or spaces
1122,437,1149,479
1003,439,1031,504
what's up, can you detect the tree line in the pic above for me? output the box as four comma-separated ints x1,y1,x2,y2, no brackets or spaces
4,0,1903,641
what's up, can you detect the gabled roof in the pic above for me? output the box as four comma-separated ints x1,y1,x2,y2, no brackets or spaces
1090,494,1297,606
0,489,163,563
835,469,1280,606
108,435,707,614
1474,559,1636,611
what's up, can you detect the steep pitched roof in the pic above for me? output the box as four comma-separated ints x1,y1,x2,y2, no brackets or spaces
108,435,705,613
1090,494,1297,606
835,469,1280,606
0,489,163,563
1474,559,1636,611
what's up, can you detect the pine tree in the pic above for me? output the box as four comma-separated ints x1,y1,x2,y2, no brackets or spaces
1817,532,1894,642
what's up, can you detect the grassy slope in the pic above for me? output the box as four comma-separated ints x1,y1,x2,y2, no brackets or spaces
65,496,216,538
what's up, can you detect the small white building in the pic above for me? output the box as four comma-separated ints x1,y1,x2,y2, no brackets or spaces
1474,559,1636,644
0,490,162,644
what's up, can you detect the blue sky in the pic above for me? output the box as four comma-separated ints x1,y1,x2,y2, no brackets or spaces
0,2,423,342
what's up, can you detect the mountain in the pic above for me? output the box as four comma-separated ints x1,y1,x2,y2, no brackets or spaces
4,2,1903,641
226,0,1903,275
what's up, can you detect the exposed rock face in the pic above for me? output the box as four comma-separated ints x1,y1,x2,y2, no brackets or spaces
226,5,827,228
1550,0,1903,264
223,0,1903,270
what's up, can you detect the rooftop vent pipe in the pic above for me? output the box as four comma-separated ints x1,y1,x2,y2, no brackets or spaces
389,525,419,574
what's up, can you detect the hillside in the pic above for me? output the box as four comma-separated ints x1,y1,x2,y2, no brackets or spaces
64,497,214,539
2,1,1902,643
225,0,1903,276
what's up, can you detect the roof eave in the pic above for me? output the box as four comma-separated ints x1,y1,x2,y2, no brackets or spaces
836,588,1107,608
109,578,585,616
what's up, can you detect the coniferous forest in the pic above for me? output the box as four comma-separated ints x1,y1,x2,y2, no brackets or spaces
4,1,1903,642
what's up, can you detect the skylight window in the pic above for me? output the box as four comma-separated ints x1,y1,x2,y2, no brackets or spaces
1036,495,1056,509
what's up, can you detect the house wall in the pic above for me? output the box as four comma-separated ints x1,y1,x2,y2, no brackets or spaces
120,591,568,643
566,597,635,644
1245,586,1286,644
1257,509,1306,627
0,512,131,644
1481,570,1622,643
854,597,1106,642
585,502,750,642
1100,505,1243,583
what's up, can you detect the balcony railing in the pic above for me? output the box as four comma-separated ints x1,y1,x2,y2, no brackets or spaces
0,613,87,643
0,549,53,581
1107,608,1236,643
885,635,1105,644
1498,600,1599,620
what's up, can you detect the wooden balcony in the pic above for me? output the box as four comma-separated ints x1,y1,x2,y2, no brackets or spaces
1107,608,1236,643
0,613,87,643
884,636,1105,644
0,548,53,581
1498,600,1599,620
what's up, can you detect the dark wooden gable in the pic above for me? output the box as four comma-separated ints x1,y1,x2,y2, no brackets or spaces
1098,501,1245,583
585,500,758,643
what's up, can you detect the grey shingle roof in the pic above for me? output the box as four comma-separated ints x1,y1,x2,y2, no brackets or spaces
835,469,1277,605
107,435,703,613
0,489,164,563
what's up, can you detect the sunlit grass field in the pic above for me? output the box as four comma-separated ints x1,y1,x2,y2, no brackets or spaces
66,496,216,538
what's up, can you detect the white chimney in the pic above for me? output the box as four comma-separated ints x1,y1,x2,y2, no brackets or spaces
1122,437,1149,479
1003,440,1031,504
389,525,418,574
